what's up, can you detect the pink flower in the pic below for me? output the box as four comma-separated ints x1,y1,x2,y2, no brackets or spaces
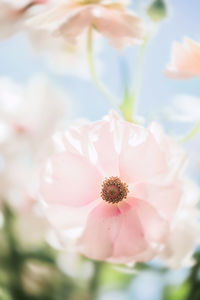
164,37,200,79
28,0,144,49
0,0,47,39
39,112,185,263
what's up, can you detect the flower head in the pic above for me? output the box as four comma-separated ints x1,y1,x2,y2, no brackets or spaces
28,0,145,49
39,112,186,264
164,37,200,79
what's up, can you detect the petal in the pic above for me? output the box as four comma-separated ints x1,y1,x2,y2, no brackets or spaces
79,202,122,260
40,151,102,207
159,213,200,268
63,119,120,177
79,201,148,261
27,4,72,30
93,6,144,49
59,6,93,44
130,180,182,220
112,202,148,258
92,120,120,177
128,198,168,243
165,38,200,79
44,199,101,231
119,123,166,183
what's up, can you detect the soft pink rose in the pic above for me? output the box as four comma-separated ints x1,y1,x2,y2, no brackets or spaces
39,112,185,263
164,37,200,79
28,0,144,50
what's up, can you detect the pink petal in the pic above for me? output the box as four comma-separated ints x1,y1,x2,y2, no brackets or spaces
79,202,122,260
92,120,120,177
92,6,144,49
79,201,148,261
119,123,166,183
112,202,148,258
44,199,101,230
129,198,168,243
165,37,200,79
59,6,93,44
40,151,102,207
130,181,182,220
28,4,74,30
62,120,120,177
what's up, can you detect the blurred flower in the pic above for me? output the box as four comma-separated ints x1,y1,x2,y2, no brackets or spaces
0,75,70,153
0,75,72,250
39,112,186,264
28,0,145,50
159,180,200,268
0,75,71,211
0,0,46,39
164,37,200,79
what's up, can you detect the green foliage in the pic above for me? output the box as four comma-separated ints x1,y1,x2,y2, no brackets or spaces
163,282,190,300
99,263,134,289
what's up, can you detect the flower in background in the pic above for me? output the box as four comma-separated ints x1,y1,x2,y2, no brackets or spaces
159,180,200,268
164,37,200,79
0,75,72,249
39,112,187,264
28,0,145,50
0,75,71,210
0,0,46,39
0,75,70,150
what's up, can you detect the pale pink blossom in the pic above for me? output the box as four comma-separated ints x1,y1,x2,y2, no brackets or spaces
0,0,47,39
0,75,71,210
39,112,186,263
164,37,200,79
28,0,145,50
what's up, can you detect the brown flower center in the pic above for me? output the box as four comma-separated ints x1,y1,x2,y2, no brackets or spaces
101,176,129,204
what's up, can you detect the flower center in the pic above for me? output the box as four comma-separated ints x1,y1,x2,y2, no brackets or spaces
101,176,129,204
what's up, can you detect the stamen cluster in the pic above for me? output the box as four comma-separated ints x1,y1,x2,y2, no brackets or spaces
101,176,129,204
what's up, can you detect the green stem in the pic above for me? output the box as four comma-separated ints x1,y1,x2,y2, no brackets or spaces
120,38,148,122
89,261,102,299
179,120,200,143
87,26,120,110
3,204,27,299
131,40,148,116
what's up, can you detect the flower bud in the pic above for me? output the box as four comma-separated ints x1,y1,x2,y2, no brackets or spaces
147,0,168,23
